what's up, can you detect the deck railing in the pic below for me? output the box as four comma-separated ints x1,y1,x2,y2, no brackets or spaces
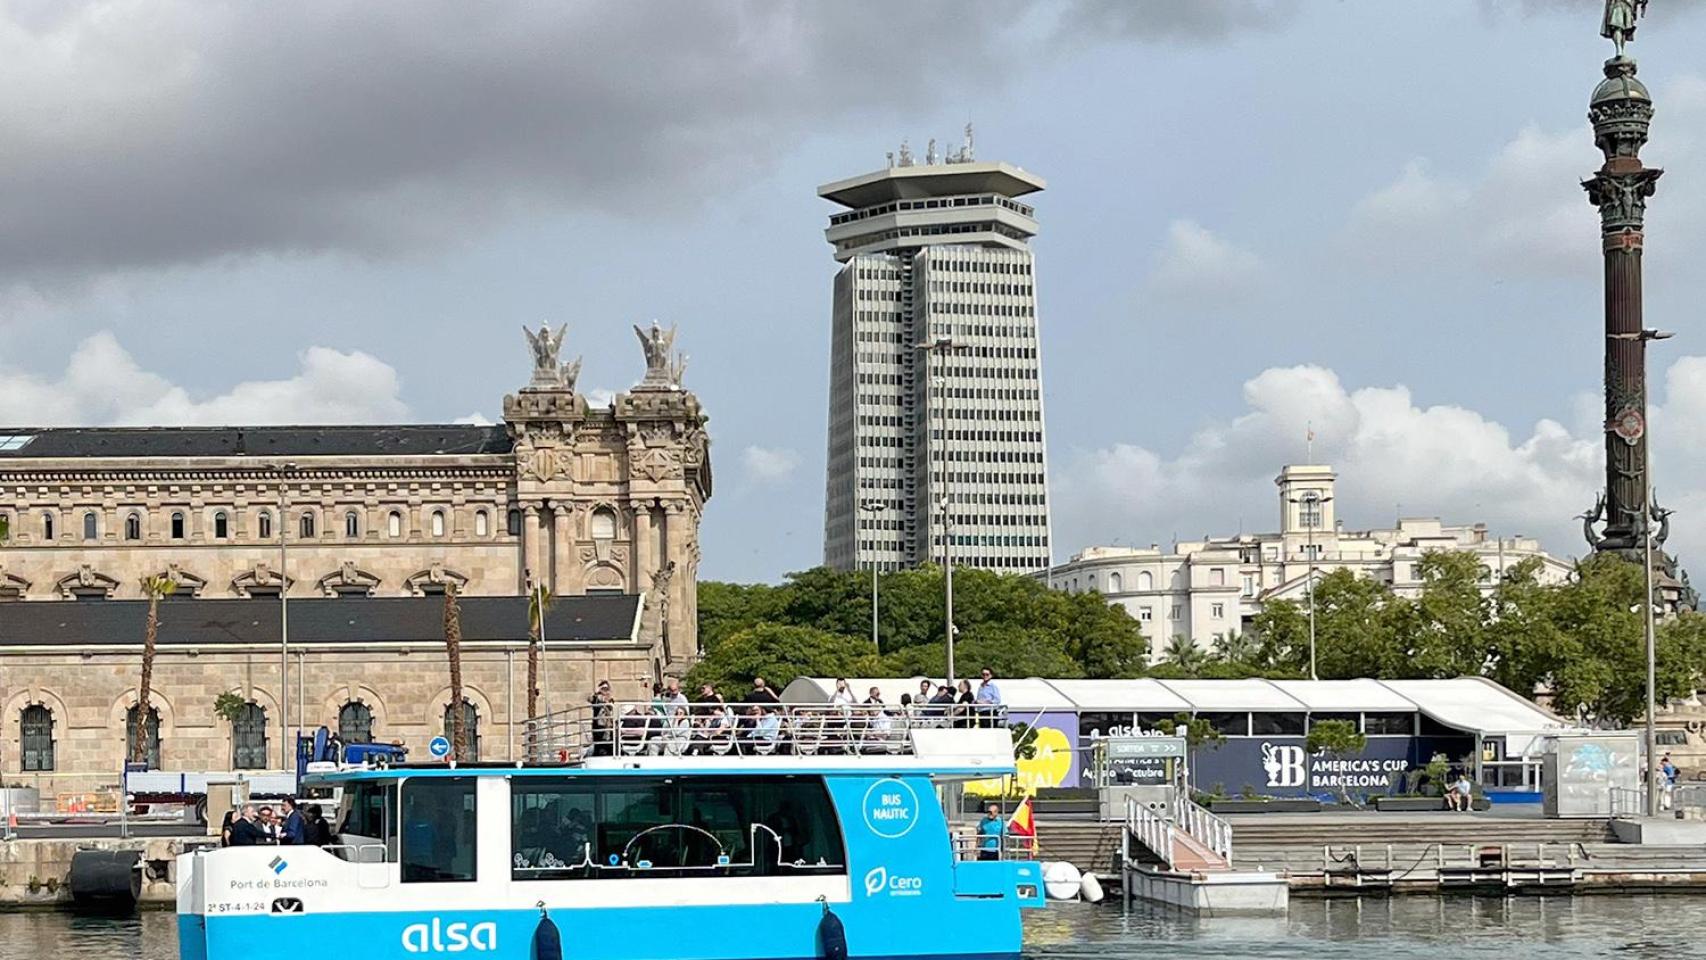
1173,795,1233,864
1124,796,1178,870
522,701,1008,764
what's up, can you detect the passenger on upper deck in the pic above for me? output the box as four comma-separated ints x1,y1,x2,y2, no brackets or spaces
831,678,856,711
864,686,885,707
748,677,783,707
663,678,689,713
588,680,615,756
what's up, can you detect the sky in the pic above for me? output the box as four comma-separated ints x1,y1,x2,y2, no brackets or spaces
3,0,1706,584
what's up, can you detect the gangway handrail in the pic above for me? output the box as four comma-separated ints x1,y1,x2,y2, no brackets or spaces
1172,794,1233,865
1123,795,1178,870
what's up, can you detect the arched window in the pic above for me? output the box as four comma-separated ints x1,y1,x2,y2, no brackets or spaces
170,512,185,539
126,704,162,769
20,704,54,772
590,508,617,541
338,701,375,744
345,511,360,538
42,512,54,540
82,511,98,540
257,510,273,539
1109,572,1124,593
124,513,142,541
506,508,522,536
1138,571,1154,591
231,702,269,770
299,512,316,539
387,511,403,538
442,700,480,761
430,510,446,537
213,511,229,539
474,511,489,538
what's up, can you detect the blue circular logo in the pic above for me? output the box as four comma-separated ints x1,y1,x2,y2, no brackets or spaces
861,778,919,839
428,736,451,758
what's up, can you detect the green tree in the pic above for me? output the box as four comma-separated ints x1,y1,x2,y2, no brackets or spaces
1159,634,1207,675
687,623,883,693
1215,629,1261,666
1407,551,1491,678
1306,718,1368,804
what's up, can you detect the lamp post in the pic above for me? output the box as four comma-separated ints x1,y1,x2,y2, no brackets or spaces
1286,492,1332,681
916,336,961,686
1612,327,1673,818
861,499,883,651
275,461,298,770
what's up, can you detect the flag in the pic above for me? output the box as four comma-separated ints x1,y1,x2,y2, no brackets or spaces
1007,796,1038,855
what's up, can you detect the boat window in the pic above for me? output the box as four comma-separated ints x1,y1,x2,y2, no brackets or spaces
338,780,396,849
510,775,846,881
401,778,478,883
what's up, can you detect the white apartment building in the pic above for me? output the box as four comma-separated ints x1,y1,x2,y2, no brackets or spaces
1041,465,1574,655
821,135,1052,574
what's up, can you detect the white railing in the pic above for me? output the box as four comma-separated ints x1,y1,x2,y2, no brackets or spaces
1173,795,1233,865
1124,796,1178,870
523,701,1009,764
1608,785,1646,816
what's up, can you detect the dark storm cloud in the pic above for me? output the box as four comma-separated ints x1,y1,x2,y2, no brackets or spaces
0,1,1298,282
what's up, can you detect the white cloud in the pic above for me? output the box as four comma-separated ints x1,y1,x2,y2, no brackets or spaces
0,332,410,426
1146,219,1270,305
1051,358,1706,566
1344,74,1706,280
452,412,493,426
741,445,801,485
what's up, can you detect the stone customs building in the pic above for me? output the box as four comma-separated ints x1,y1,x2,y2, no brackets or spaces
0,325,710,796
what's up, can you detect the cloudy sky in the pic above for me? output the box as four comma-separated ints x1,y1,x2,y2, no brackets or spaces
3,1,1706,583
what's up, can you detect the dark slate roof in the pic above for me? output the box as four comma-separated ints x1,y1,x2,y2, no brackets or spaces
0,595,638,647
0,425,513,459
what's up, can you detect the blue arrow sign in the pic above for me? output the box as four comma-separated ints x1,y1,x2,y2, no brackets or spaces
428,736,451,759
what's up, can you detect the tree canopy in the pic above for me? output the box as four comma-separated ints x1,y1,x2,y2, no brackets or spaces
688,565,1147,692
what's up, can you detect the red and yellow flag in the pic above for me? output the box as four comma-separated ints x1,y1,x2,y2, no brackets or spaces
1007,796,1038,854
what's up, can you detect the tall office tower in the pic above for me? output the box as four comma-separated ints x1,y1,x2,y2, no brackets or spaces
820,133,1052,574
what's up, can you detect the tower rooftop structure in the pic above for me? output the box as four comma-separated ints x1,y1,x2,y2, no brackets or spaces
818,161,1045,263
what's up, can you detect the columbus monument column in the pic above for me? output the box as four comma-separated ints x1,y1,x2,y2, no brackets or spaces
1581,0,1662,557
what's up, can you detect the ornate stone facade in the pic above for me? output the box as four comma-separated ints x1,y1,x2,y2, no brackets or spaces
0,328,711,794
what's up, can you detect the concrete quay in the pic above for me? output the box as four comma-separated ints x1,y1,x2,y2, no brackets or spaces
0,836,202,907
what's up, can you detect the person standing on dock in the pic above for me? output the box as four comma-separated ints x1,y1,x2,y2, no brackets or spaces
280,798,306,845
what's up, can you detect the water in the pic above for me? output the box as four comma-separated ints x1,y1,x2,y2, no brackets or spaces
0,896,1697,960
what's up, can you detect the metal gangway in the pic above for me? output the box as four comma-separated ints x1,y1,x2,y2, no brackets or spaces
522,700,1008,764
1123,794,1234,874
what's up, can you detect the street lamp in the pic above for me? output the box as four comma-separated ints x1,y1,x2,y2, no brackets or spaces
1611,327,1672,818
1285,492,1332,681
275,461,298,770
861,500,883,651
916,336,961,686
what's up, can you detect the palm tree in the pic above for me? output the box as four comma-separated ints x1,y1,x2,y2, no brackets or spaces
443,583,467,762
1215,630,1261,666
1161,634,1207,675
134,575,177,764
526,583,553,721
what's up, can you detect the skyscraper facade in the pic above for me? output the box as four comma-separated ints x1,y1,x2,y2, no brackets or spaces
820,140,1052,574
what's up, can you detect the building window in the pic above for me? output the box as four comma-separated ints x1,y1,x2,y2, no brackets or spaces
20,704,54,772
213,511,229,539
1210,568,1225,587
171,512,185,539
1242,575,1255,597
231,702,269,770
1109,572,1123,592
345,511,360,538
42,512,55,540
1137,571,1153,591
507,508,522,536
127,705,162,769
1299,492,1323,530
388,511,403,538
590,508,616,541
299,512,316,539
1305,544,1322,560
82,511,98,540
338,701,374,745
431,511,446,538
258,511,273,539
474,511,489,538
1139,606,1153,622
443,701,481,761
125,513,142,541
1211,602,1225,619
401,778,478,884
1169,605,1182,620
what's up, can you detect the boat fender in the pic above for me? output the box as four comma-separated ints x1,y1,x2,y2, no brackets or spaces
817,896,848,960
1079,872,1105,904
1041,861,1083,901
533,901,563,960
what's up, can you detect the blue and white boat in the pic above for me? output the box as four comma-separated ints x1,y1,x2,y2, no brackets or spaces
176,702,1043,960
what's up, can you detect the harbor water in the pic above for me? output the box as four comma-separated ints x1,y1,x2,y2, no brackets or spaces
1,895,1696,960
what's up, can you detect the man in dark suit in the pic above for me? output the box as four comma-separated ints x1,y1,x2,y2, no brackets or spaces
227,804,263,846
